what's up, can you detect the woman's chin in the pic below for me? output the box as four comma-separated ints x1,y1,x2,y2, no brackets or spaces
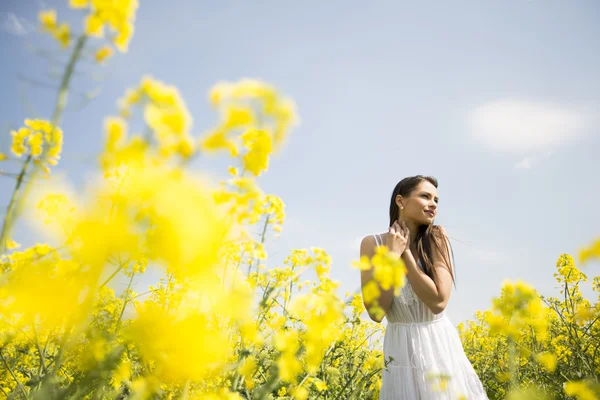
420,217,434,226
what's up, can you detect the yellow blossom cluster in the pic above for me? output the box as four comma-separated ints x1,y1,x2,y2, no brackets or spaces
39,9,71,48
100,76,195,175
352,244,407,321
75,0,139,52
459,253,600,399
9,119,63,174
202,79,299,177
38,0,138,66
485,280,549,341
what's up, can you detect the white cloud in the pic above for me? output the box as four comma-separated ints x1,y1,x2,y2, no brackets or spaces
514,150,555,170
0,12,35,36
468,99,595,153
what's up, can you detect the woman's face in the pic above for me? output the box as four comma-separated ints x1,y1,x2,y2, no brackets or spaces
398,181,438,225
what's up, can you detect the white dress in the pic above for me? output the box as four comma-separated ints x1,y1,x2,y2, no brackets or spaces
373,234,488,400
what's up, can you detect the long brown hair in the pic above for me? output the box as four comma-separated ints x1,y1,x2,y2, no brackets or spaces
389,175,456,286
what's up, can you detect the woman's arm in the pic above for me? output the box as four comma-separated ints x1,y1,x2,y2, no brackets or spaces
401,235,453,315
359,235,395,323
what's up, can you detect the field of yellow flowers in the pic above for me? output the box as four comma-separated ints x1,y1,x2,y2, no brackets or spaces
0,2,599,399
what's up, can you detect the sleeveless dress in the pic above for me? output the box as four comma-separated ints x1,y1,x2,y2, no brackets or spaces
372,234,488,400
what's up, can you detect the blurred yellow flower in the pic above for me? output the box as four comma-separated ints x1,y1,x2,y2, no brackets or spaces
85,14,104,37
39,9,57,32
564,380,598,400
128,301,233,382
10,120,63,169
95,45,114,63
69,0,90,8
535,352,557,372
0,254,88,327
580,238,600,265
38,10,71,48
70,0,89,8
10,127,30,157
83,0,138,52
6,238,21,250
291,385,309,400
241,129,272,176
53,23,71,48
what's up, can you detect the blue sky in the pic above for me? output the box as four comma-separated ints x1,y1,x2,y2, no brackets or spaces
1,0,599,325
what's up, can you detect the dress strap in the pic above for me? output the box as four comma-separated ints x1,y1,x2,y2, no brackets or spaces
373,234,382,247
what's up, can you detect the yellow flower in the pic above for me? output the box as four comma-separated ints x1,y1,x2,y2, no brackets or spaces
574,303,595,324
70,0,89,8
111,359,131,390
104,117,127,151
352,255,372,271
201,128,238,156
85,14,104,37
555,254,587,285
291,385,308,400
349,293,365,315
10,120,63,169
506,387,551,400
579,238,600,265
362,280,380,305
240,129,272,176
0,152,6,161
564,380,598,400
6,238,21,250
535,352,557,372
114,21,134,52
95,46,114,63
82,0,138,52
370,246,406,294
39,9,57,32
277,352,302,383
0,253,89,327
128,301,233,382
238,356,257,389
38,10,71,48
313,379,327,392
206,79,299,157
228,166,239,176
10,127,31,157
28,132,44,156
426,372,451,392
223,105,254,128
53,23,71,48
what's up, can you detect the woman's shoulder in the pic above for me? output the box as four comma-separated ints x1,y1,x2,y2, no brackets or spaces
360,232,388,247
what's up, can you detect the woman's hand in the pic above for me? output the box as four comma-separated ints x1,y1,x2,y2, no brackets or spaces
387,221,410,255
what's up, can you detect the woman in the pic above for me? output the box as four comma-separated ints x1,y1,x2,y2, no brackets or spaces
360,175,488,399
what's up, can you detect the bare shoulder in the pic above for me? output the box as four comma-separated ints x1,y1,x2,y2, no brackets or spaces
360,235,375,254
360,233,388,256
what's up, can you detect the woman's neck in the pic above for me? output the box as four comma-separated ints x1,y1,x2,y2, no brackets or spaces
398,218,420,245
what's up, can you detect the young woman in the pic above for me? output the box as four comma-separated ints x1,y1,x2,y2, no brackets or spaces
360,175,488,399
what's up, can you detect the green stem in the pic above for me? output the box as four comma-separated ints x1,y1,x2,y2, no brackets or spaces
508,337,518,389
99,257,131,288
0,348,28,398
114,271,135,335
179,380,190,400
31,322,48,376
0,35,87,253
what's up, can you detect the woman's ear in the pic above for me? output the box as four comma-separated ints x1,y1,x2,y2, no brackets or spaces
396,194,404,209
